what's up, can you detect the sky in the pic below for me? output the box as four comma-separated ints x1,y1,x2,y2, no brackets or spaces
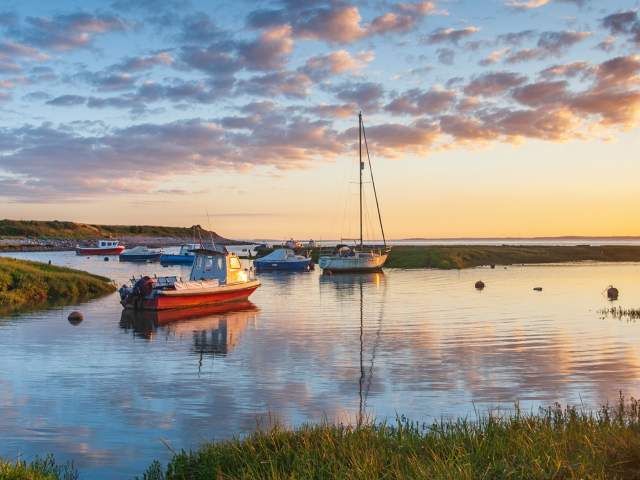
0,0,639,240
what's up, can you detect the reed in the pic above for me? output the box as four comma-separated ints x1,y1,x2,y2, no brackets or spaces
0,258,115,312
600,306,640,321
141,398,640,480
0,454,77,480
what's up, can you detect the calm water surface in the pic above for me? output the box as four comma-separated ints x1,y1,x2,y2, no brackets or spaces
2,250,640,478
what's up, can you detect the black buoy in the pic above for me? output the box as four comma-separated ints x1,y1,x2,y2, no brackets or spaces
68,311,83,325
475,280,485,290
607,286,619,301
104,256,109,261
533,287,543,292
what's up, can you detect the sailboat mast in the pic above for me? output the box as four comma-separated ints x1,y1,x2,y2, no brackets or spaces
359,112,363,248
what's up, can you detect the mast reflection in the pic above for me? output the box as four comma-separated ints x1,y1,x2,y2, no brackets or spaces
318,272,386,424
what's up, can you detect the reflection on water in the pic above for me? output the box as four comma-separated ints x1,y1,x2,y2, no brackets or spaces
120,302,258,357
2,251,640,478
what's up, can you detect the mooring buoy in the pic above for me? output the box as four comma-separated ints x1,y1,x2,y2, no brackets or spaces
68,311,83,325
475,280,485,290
607,286,619,301
104,256,109,261
533,287,543,292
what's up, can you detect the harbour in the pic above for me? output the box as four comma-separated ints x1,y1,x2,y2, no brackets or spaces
2,249,640,477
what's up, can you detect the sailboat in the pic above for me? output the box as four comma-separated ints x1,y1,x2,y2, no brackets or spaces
319,112,390,273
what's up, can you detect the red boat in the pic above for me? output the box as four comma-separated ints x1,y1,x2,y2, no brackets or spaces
119,247,260,311
76,239,125,255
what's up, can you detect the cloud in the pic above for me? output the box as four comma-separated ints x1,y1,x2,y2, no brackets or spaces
46,94,86,106
246,1,442,44
236,71,312,99
350,122,440,157
539,61,594,79
505,30,590,63
0,114,344,200
300,50,374,80
21,12,129,51
601,10,640,46
425,26,480,44
437,48,455,65
110,52,173,72
0,41,49,61
479,48,509,66
385,88,456,116
464,71,527,96
505,0,587,9
333,81,385,111
512,80,568,106
237,25,293,71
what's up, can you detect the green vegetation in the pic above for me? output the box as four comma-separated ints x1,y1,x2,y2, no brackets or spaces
385,245,640,269
0,219,226,241
139,400,640,479
0,258,115,312
5,400,640,479
0,455,77,480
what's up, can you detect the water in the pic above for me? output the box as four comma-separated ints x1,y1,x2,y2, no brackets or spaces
2,251,640,478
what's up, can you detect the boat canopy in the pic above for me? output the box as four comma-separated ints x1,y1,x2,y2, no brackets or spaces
99,240,119,247
256,248,302,262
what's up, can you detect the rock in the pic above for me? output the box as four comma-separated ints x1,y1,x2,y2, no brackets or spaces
68,311,83,325
607,286,619,301
533,287,543,292
475,280,485,290
490,264,495,269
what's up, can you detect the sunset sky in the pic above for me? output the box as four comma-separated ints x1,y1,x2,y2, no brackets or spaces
0,0,639,240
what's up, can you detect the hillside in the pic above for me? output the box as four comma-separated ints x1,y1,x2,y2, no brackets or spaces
0,219,233,243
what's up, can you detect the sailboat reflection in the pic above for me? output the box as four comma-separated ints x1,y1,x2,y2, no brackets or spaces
319,273,386,424
119,301,258,356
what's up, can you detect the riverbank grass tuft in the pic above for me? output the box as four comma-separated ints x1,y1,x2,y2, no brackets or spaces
142,399,640,479
0,258,115,311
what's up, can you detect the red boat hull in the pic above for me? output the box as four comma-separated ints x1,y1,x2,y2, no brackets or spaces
142,284,259,311
76,246,125,255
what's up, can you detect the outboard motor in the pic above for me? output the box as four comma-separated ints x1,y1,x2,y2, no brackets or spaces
120,276,154,310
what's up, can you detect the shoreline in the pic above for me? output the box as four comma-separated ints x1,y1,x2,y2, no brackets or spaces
0,257,115,312
5,400,640,479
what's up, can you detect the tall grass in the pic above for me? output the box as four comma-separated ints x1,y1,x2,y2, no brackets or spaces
0,454,77,480
0,258,115,311
601,306,640,321
141,398,640,480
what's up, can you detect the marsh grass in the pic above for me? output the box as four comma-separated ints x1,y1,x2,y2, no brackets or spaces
0,454,77,480
600,306,640,322
0,258,115,312
141,398,640,480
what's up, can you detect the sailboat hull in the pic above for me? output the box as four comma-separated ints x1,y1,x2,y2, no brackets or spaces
319,253,388,273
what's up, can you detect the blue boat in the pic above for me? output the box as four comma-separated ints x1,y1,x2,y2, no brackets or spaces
159,243,201,265
254,248,312,272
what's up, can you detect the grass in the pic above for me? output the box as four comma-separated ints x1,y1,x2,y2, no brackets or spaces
0,219,226,241
0,455,77,480
601,306,640,321
385,245,640,269
139,399,640,480
0,258,115,312
299,245,640,269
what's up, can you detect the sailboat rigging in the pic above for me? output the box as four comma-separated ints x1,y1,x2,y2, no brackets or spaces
319,112,390,273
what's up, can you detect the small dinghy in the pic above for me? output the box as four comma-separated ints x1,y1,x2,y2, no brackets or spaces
119,246,260,311
160,243,201,265
119,245,162,262
253,248,312,272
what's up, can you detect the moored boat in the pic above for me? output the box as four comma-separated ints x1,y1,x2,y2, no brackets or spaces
253,248,312,272
119,245,162,262
159,243,201,265
76,239,125,255
319,112,390,273
119,246,260,311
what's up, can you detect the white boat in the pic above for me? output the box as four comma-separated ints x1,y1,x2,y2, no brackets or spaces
319,112,390,273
